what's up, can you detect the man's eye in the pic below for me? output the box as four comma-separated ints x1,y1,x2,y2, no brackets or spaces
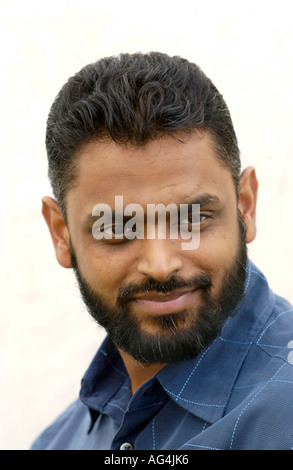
102,224,137,241
181,213,207,226
102,224,124,238
189,213,202,225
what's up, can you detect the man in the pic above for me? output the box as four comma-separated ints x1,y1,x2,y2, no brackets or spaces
32,52,293,450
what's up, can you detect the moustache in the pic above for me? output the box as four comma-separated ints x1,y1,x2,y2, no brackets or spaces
117,273,212,304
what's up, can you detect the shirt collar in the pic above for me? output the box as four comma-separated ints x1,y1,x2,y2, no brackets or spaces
80,260,275,425
80,337,128,413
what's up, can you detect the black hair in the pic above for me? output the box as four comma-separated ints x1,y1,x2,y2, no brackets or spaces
46,52,241,215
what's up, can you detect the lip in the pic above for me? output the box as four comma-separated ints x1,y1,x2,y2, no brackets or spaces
130,289,197,315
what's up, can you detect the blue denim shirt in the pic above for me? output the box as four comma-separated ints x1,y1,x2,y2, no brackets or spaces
32,261,293,450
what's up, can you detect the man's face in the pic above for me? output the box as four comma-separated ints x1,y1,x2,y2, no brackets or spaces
58,132,252,364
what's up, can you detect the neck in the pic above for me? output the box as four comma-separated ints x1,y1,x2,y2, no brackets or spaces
118,349,166,395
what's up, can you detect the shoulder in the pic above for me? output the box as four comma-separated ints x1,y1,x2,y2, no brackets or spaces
227,360,293,449
237,291,293,400
31,399,90,450
228,294,293,449
254,292,293,363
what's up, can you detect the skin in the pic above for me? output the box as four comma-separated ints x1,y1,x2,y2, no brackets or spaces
42,131,258,394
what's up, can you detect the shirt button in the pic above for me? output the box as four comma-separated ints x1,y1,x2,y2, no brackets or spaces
120,442,134,450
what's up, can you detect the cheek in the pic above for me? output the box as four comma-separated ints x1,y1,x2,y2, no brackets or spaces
78,245,133,300
191,217,240,275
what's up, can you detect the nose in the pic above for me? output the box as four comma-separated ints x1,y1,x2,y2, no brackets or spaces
136,239,183,282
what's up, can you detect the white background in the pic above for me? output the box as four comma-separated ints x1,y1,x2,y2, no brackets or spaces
1,0,293,450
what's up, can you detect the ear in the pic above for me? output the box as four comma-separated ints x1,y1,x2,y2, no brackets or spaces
42,196,72,268
238,166,258,244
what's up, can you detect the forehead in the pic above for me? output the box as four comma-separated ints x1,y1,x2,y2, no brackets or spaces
69,132,236,210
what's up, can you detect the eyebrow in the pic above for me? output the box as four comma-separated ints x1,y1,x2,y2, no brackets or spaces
180,193,221,207
82,192,221,228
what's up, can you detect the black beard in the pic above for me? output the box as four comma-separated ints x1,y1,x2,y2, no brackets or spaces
70,213,248,364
